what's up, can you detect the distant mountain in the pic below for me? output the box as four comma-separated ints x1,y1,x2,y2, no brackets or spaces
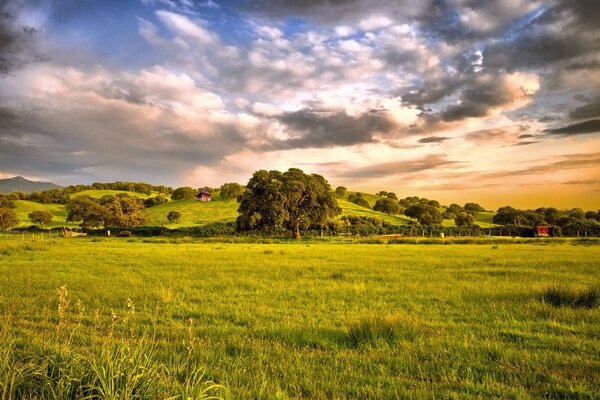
0,176,62,194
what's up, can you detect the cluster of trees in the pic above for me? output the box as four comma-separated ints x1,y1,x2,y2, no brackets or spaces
3,182,174,204
237,168,340,239
347,192,370,208
493,206,600,228
219,183,244,199
66,194,147,228
336,189,486,227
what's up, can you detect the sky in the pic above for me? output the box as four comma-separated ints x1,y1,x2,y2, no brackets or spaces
0,0,599,209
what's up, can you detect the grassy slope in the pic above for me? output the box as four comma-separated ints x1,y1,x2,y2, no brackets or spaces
476,211,498,227
15,189,499,228
1,239,598,398
14,200,78,228
145,196,239,227
337,198,413,225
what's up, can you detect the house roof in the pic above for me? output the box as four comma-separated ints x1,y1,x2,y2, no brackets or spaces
196,187,211,196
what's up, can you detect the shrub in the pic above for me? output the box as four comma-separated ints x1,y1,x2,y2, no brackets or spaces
346,314,424,347
167,210,182,223
540,285,599,308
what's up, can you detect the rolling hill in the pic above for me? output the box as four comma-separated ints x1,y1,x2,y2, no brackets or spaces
14,200,78,228
11,189,498,229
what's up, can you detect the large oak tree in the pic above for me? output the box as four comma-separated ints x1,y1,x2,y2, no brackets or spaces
237,168,341,240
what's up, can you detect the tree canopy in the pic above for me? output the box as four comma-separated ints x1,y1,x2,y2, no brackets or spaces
28,210,53,229
373,198,403,215
237,168,341,239
171,187,197,201
404,203,443,225
219,183,245,199
66,195,147,228
0,207,19,230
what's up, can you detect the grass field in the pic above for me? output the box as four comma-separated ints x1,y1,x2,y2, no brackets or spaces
1,238,598,398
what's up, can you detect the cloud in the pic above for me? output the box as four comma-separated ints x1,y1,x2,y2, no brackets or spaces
440,72,539,122
464,128,511,144
545,119,600,136
0,10,38,74
238,0,432,25
569,98,600,121
482,152,600,179
562,179,600,185
156,10,218,46
274,108,396,149
331,154,459,179
0,64,259,182
482,0,600,90
417,136,450,143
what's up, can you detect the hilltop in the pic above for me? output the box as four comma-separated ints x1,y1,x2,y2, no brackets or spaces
0,176,62,194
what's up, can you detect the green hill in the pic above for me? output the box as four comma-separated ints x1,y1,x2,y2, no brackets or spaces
11,189,498,230
144,196,239,227
14,200,78,228
337,199,413,225
475,212,497,227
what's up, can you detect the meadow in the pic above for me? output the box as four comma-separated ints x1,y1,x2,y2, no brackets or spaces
1,237,599,398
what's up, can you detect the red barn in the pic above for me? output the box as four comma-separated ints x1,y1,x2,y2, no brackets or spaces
196,187,212,202
534,225,554,237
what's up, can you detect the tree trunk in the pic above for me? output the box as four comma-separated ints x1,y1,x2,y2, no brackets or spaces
293,222,301,240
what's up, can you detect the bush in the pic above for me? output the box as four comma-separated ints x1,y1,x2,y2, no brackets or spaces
167,211,181,223
540,285,599,308
346,314,424,347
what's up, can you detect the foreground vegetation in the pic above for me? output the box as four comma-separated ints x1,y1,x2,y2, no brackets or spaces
1,237,599,398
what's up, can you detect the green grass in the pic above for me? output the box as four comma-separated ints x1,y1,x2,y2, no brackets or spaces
0,238,598,398
337,199,413,225
14,200,78,228
475,211,498,227
145,197,239,227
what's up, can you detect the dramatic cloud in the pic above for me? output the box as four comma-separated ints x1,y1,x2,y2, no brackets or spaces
569,98,600,121
546,120,600,136
332,154,459,179
0,0,599,208
418,136,450,144
440,72,539,122
275,108,396,148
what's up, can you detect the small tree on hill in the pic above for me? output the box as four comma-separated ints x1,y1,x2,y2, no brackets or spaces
464,202,485,215
373,198,402,215
167,210,181,223
335,186,347,198
0,207,19,230
28,210,53,229
404,204,443,225
454,212,475,227
219,183,244,199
